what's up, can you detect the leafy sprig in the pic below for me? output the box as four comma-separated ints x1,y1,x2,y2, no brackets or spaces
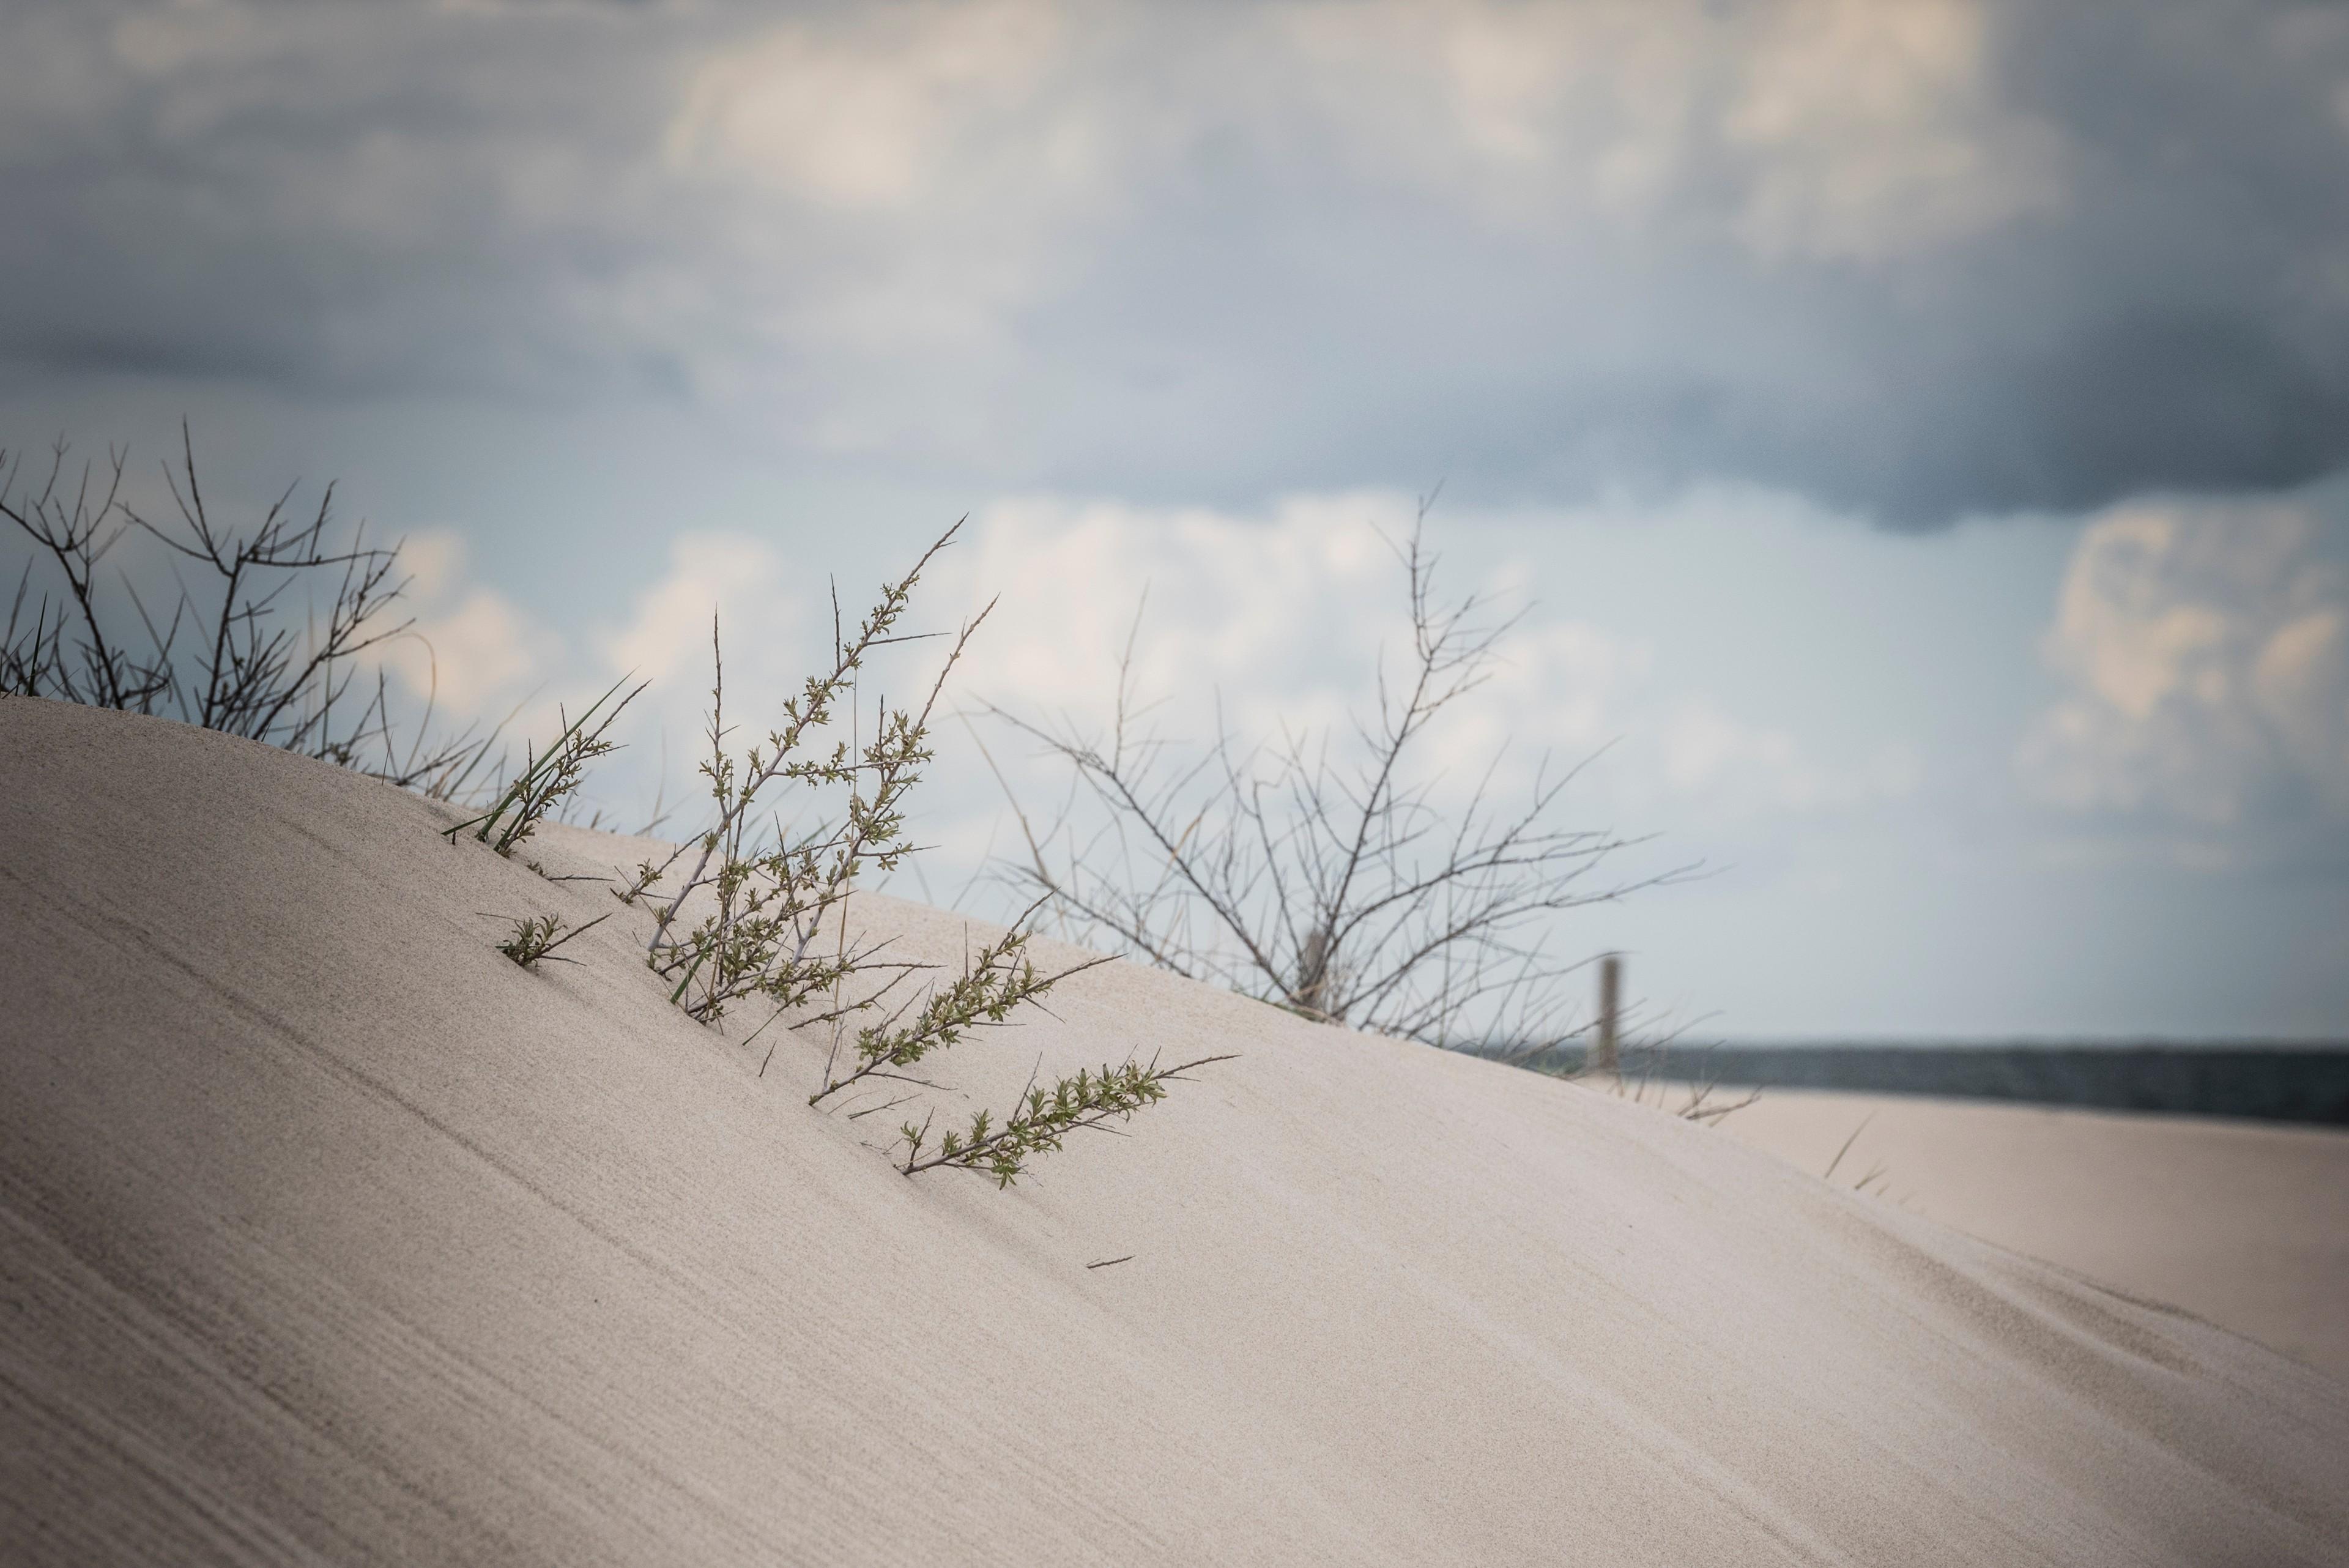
448,676,644,856
810,915,1107,1105
635,525,985,1029
495,910,612,968
899,1053,1237,1186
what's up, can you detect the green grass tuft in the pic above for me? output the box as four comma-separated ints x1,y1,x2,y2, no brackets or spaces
496,910,611,969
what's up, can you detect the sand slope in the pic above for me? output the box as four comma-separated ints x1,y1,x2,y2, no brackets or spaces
1715,1089,2349,1382
3,699,2346,1566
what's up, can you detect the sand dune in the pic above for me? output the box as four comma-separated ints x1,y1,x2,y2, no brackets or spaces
4,698,2347,1566
1713,1088,2349,1382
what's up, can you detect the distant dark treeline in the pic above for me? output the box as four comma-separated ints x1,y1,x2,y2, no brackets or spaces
1479,1043,2349,1126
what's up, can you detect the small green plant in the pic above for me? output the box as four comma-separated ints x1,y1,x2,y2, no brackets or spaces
806,912,1107,1104
10,430,1226,1191
497,910,610,968
899,1053,1236,1186
609,521,1226,1187
631,526,978,1027
448,676,644,856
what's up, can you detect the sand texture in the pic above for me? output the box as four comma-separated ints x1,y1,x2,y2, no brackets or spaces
1713,1088,2349,1381
4,699,2347,1566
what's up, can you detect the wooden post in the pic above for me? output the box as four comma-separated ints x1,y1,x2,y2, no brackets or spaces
1593,953,1621,1077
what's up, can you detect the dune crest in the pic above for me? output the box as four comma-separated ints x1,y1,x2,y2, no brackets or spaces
3,699,2345,1566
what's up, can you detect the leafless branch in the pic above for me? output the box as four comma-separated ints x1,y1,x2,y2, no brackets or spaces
2,426,497,788
978,499,1696,1052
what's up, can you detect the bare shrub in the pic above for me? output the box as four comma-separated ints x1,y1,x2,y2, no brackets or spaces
1,426,491,790
980,503,1693,1059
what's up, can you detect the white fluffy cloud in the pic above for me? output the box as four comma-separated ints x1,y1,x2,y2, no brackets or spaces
369,529,809,804
948,491,1918,830
954,491,1416,740
600,532,793,691
2017,500,2349,825
590,532,814,789
368,528,559,720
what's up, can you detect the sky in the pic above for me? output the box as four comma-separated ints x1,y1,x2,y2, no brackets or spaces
3,0,2347,1039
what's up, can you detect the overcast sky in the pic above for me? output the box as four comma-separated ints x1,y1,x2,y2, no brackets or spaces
5,0,2347,1038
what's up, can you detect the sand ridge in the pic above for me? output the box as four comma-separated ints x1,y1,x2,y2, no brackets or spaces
1715,1088,2349,1381
3,697,2347,1565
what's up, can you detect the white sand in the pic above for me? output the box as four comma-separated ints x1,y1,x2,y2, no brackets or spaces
3,698,2347,1566
1712,1087,2349,1381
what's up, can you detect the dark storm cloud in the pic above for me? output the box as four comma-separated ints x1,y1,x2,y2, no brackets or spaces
2,0,2346,524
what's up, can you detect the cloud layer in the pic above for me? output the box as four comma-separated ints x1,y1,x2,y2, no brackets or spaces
2019,496,2349,833
6,0,2348,523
